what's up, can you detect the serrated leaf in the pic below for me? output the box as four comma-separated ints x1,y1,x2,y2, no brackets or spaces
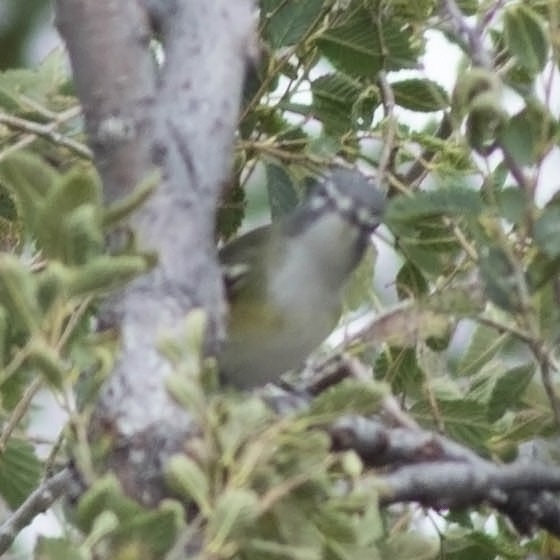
498,105,556,167
0,438,41,508
312,507,355,543
392,79,449,112
386,187,482,223
115,504,182,556
457,325,509,377
316,9,417,78
488,363,534,421
60,204,104,265
265,163,299,220
165,455,210,514
495,186,528,225
411,398,491,451
26,338,65,388
35,536,84,560
311,73,364,135
504,5,548,73
39,167,102,261
343,245,375,310
381,531,439,560
0,254,40,335
478,246,520,311
66,255,150,296
396,261,428,300
534,205,560,258
0,151,57,232
262,0,324,48
76,475,141,532
207,488,259,548
306,379,387,420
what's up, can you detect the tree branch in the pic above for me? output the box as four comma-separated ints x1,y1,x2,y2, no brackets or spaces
55,0,255,503
0,468,73,555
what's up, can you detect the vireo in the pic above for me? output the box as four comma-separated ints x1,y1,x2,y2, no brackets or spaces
218,166,385,389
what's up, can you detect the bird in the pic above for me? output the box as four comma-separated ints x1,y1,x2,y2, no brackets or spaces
218,166,386,389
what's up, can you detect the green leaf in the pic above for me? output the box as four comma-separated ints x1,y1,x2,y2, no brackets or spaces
35,536,84,560
380,532,439,560
0,151,57,232
478,246,520,311
457,325,509,377
207,488,260,547
534,204,560,258
262,0,324,48
527,252,560,291
311,73,377,134
39,166,102,261
60,204,104,265
392,79,449,112
115,503,183,557
374,348,424,395
165,455,210,514
498,105,556,167
66,255,150,296
0,254,40,335
26,338,65,388
316,8,417,78
265,162,299,220
411,399,491,452
306,379,387,420
76,475,142,532
0,438,41,508
504,5,548,74
396,261,428,300
495,186,528,226
386,187,482,223
488,363,534,421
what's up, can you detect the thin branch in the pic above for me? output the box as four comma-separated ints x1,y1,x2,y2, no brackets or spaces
0,468,72,555
331,414,560,535
0,111,92,159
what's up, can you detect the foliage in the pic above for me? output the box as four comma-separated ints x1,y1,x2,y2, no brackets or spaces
1,0,560,559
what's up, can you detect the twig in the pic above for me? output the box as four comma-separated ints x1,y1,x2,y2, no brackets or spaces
0,377,43,451
0,468,72,555
0,112,92,159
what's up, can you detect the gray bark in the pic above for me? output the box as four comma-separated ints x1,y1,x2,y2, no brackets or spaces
55,0,254,502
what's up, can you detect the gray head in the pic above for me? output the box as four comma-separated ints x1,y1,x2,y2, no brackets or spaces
286,166,385,237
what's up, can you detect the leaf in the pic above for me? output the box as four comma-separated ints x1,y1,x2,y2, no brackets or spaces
306,379,387,420
504,5,548,74
380,532,439,560
488,363,534,421
0,254,40,335
534,204,560,258
495,186,528,226
478,246,520,311
316,8,417,78
265,162,299,220
395,261,428,300
498,105,556,167
386,187,482,223
115,503,183,557
392,79,449,112
411,399,491,452
207,488,260,547
66,255,150,296
0,151,57,232
0,438,42,508
262,0,324,48
165,455,210,514
35,536,84,560
311,72,377,134
457,325,509,377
